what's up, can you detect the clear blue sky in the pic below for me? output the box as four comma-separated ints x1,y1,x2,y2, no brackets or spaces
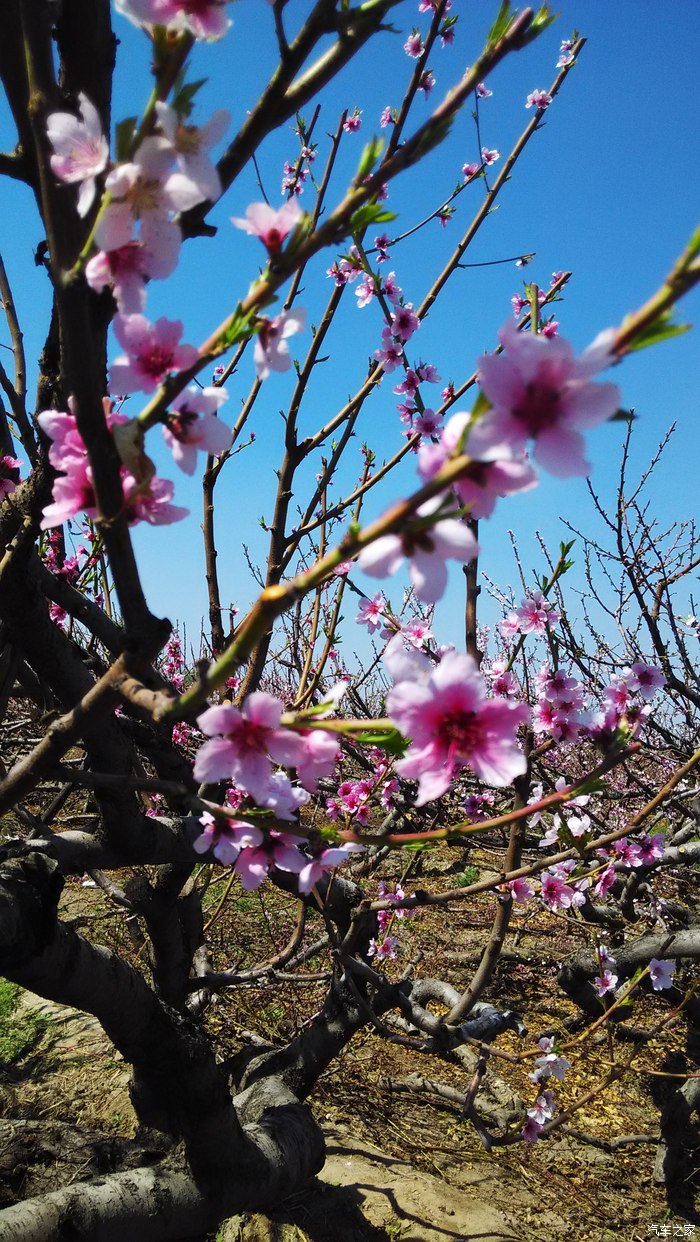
1,1,698,660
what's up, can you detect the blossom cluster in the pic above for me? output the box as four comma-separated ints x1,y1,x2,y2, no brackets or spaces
62,97,229,312
368,881,416,961
193,810,362,894
43,83,237,524
325,751,400,827
499,591,560,639
37,400,188,531
0,455,22,502
40,526,105,627
193,691,341,801
529,660,665,747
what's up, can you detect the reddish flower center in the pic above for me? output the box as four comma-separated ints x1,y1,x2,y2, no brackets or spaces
264,228,283,253
438,710,481,760
401,530,434,556
140,346,174,378
129,177,163,217
167,410,197,442
185,0,220,13
514,382,561,434
234,721,269,755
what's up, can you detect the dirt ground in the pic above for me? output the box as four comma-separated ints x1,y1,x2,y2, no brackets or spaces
1,847,698,1241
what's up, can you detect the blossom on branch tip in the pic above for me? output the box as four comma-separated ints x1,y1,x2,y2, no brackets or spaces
254,310,305,381
471,318,621,478
47,93,109,217
231,199,302,252
357,499,479,604
115,0,232,40
480,147,500,166
649,959,675,990
163,386,232,474
526,89,553,111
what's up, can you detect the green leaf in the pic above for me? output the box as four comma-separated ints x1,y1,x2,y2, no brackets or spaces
115,116,137,162
609,407,636,422
172,76,207,118
414,113,453,160
614,990,636,1011
352,727,407,757
470,387,492,420
627,315,692,353
569,776,607,797
527,4,557,40
486,1,514,47
356,135,384,181
213,305,257,353
349,203,397,234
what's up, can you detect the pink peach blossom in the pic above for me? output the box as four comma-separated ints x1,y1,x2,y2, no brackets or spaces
110,314,199,394
47,93,108,216
254,309,305,381
297,844,364,894
471,318,620,477
162,385,232,473
417,412,538,518
232,199,303,252
156,102,228,203
387,651,529,805
358,500,478,603
526,89,553,110
194,694,306,801
115,0,231,39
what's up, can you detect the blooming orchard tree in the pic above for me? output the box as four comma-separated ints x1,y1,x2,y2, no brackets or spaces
0,1,699,1237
